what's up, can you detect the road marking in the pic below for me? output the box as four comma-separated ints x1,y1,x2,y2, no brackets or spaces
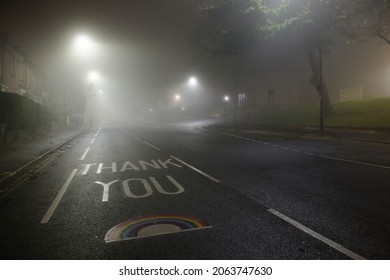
94,128,100,138
41,169,78,224
138,138,161,151
316,154,390,170
221,131,390,170
268,208,366,260
170,155,221,183
104,215,211,242
121,129,162,151
80,147,90,160
90,137,95,144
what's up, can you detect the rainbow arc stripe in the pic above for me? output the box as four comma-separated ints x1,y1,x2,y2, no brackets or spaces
104,214,211,242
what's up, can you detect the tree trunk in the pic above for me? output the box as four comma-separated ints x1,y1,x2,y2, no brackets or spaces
306,47,335,118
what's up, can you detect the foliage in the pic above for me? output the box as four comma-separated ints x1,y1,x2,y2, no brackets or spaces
200,0,390,45
0,92,49,131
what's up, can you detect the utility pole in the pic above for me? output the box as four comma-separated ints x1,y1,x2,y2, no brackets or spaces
319,42,324,133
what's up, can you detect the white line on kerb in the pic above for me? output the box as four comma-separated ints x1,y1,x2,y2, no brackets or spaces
80,147,90,160
268,208,366,260
170,155,221,183
41,169,78,224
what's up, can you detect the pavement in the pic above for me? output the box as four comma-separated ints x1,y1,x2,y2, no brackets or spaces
0,125,89,182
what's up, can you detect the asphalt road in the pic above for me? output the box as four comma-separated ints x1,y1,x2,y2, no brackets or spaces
0,120,389,259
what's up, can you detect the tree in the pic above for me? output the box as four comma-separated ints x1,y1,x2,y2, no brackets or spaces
336,0,390,44
200,0,390,119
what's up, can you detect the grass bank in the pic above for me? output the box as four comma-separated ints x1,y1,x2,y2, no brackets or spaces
253,97,390,129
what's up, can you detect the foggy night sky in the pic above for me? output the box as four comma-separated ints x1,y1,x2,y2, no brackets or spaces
0,0,219,107
0,0,326,113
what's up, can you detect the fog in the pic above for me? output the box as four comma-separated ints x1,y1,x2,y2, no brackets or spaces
1,0,389,126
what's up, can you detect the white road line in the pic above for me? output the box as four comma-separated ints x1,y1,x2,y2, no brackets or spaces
316,154,390,170
41,169,78,224
80,147,90,160
90,137,95,144
268,208,366,260
133,135,161,151
221,131,390,170
170,155,221,183
121,129,161,151
141,140,161,151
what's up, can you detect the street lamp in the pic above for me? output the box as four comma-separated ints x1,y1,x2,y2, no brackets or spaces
72,34,98,58
87,71,99,83
188,76,198,87
223,95,230,123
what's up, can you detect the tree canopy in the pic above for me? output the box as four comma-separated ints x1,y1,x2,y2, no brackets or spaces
201,0,390,44
199,0,390,118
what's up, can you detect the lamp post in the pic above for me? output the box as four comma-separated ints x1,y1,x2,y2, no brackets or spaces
84,70,101,126
224,95,230,123
319,43,324,133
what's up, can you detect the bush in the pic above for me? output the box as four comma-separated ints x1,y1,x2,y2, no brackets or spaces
0,91,49,132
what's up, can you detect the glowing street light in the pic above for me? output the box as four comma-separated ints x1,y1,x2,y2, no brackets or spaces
188,76,198,87
174,94,181,101
87,71,99,83
223,95,230,122
73,35,93,51
72,34,99,58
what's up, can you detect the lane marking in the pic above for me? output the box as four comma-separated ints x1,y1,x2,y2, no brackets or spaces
90,137,95,144
140,139,161,151
316,154,390,170
268,208,366,260
170,155,221,183
41,169,78,224
121,129,161,151
94,128,101,138
221,131,390,170
80,147,90,160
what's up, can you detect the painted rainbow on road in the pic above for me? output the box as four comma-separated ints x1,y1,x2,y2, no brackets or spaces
104,214,211,242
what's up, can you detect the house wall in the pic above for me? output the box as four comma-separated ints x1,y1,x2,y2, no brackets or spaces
0,39,46,103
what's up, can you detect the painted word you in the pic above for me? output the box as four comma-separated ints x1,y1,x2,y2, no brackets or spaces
94,175,184,201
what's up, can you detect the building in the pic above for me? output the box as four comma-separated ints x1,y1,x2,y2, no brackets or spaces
0,33,49,105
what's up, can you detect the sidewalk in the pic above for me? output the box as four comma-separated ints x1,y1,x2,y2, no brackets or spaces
0,126,89,181
207,122,390,145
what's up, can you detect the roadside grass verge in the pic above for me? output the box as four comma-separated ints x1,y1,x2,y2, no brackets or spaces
253,98,390,129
